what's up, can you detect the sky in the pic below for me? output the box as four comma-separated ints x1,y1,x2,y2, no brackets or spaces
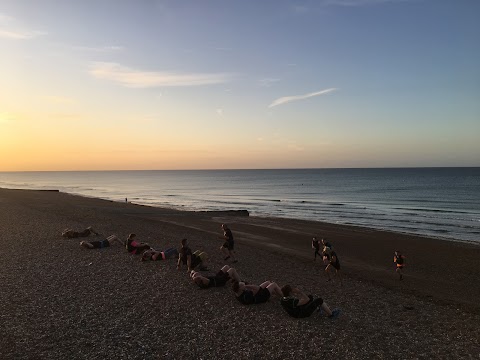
0,0,479,171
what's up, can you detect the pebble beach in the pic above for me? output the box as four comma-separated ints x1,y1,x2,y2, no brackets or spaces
1,188,479,359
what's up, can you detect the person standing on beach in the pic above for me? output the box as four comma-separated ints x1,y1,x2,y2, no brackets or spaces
220,224,237,263
325,250,342,285
312,237,321,261
394,250,406,280
280,285,340,319
80,234,123,249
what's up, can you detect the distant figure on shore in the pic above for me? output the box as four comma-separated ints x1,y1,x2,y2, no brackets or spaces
280,285,340,319
177,238,208,272
62,226,98,239
325,249,342,285
141,248,179,261
190,265,241,289
219,223,237,263
80,234,123,249
232,280,283,305
126,233,151,254
394,250,406,280
312,237,321,261
125,198,128,203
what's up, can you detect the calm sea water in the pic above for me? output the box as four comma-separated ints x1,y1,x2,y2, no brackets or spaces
1,168,479,243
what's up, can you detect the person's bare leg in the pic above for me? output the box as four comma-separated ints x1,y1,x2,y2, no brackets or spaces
87,226,99,235
320,301,333,316
80,241,94,249
259,281,271,288
227,268,240,282
266,282,283,297
325,264,332,281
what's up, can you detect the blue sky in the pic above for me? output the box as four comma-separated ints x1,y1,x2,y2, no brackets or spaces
0,0,479,170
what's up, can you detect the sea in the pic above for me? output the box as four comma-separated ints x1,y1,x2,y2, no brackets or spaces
1,168,479,244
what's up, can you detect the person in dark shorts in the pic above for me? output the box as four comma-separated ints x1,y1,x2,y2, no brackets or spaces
126,233,152,255
280,285,340,319
62,226,98,238
190,265,241,289
232,280,283,305
141,248,179,261
393,250,406,280
177,238,208,272
219,223,237,263
312,237,321,261
80,234,123,249
325,250,342,284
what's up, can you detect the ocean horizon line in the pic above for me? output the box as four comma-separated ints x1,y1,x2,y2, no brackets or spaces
1,166,479,173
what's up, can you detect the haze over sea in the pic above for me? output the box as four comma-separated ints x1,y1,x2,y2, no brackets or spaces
1,168,479,244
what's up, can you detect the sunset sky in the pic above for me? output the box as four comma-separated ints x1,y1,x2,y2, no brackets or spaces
1,0,479,171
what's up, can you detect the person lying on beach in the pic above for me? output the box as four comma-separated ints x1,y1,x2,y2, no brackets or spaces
190,265,241,289
80,234,123,249
177,238,208,272
141,248,179,261
312,237,321,261
280,285,340,319
232,280,283,305
394,250,406,280
126,233,152,254
62,226,98,238
325,250,342,284
219,223,237,263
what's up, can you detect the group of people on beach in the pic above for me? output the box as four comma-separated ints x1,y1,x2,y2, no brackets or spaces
62,224,340,319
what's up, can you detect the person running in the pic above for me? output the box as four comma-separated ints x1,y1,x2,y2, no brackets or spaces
219,223,237,263
177,238,208,272
141,248,179,261
312,237,321,261
325,250,342,284
280,285,340,319
190,265,241,289
232,280,283,305
62,226,98,238
126,233,152,255
393,250,406,280
80,234,123,249
322,242,333,267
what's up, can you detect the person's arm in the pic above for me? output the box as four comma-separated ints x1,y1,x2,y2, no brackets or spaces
177,253,182,269
187,254,192,271
292,288,311,305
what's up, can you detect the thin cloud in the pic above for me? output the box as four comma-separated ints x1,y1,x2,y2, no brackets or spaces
72,45,125,52
268,88,337,108
89,62,233,88
216,108,224,116
42,96,75,104
259,78,280,87
322,0,412,6
0,14,46,39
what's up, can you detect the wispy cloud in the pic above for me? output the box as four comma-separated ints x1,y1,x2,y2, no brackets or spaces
72,45,125,52
259,78,280,87
89,62,233,88
268,88,337,108
322,0,411,6
0,13,46,39
0,112,14,124
216,108,224,116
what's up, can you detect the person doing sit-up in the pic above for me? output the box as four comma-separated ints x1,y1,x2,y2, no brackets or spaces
62,226,98,239
280,285,340,319
232,280,283,305
190,265,241,289
177,238,208,272
141,248,179,261
126,233,151,254
80,234,123,249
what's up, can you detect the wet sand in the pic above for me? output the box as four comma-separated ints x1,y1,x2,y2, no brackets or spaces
1,188,479,359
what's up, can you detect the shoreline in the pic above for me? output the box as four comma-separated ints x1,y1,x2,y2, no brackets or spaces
6,186,478,246
1,187,480,358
